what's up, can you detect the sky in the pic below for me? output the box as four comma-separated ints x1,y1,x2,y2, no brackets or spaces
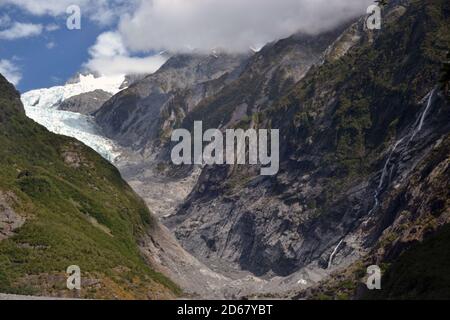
0,0,372,93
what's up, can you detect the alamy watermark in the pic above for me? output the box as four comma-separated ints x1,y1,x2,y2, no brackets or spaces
366,265,382,290
66,265,81,290
366,2,384,30
66,5,81,30
171,121,280,176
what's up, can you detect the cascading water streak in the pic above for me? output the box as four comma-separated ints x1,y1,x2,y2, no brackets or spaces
327,239,344,269
367,137,405,216
327,89,437,270
409,88,436,143
367,88,436,217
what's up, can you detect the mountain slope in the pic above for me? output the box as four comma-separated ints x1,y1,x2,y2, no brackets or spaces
0,74,179,299
95,52,249,151
181,26,352,132
164,0,450,298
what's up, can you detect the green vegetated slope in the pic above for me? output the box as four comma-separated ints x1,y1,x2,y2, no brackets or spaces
0,74,179,299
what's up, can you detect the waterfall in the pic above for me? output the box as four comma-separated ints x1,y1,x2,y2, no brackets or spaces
327,239,344,269
326,89,437,270
367,137,405,216
367,88,436,216
409,88,437,143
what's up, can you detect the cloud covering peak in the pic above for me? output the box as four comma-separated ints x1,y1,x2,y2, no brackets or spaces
84,32,167,76
119,0,372,53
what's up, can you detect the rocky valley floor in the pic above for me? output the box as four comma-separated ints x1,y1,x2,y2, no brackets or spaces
113,148,366,299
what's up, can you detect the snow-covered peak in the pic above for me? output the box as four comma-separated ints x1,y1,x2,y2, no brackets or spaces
21,74,125,110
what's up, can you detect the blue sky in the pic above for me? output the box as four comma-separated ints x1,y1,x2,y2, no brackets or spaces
0,0,370,93
1,17,103,92
0,0,165,93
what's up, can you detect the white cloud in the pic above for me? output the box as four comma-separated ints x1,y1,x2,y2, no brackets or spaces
0,0,75,16
46,41,56,49
0,22,43,40
119,0,373,53
84,32,167,76
0,59,22,85
88,32,127,58
0,0,139,26
45,23,60,32
1,0,374,76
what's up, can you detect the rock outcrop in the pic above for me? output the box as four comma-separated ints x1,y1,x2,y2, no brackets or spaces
57,89,112,115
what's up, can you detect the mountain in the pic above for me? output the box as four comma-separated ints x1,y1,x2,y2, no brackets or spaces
8,0,449,300
119,74,150,90
160,0,450,298
0,74,179,299
95,52,250,151
181,26,353,133
92,32,350,220
93,52,252,219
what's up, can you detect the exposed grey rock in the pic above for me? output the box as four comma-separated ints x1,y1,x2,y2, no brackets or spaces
95,52,250,150
62,0,449,299
0,192,25,241
163,0,450,285
57,89,112,115
181,29,345,132
119,74,149,90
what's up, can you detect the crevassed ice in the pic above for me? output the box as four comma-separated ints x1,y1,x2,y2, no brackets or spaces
22,74,125,163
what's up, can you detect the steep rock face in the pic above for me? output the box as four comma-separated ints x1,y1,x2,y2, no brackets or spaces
297,131,450,300
58,89,112,115
95,52,249,150
165,0,450,286
0,74,178,299
119,74,150,90
93,31,351,223
181,27,350,132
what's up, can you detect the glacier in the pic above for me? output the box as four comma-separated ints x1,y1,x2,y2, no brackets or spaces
22,74,125,163
21,74,125,109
